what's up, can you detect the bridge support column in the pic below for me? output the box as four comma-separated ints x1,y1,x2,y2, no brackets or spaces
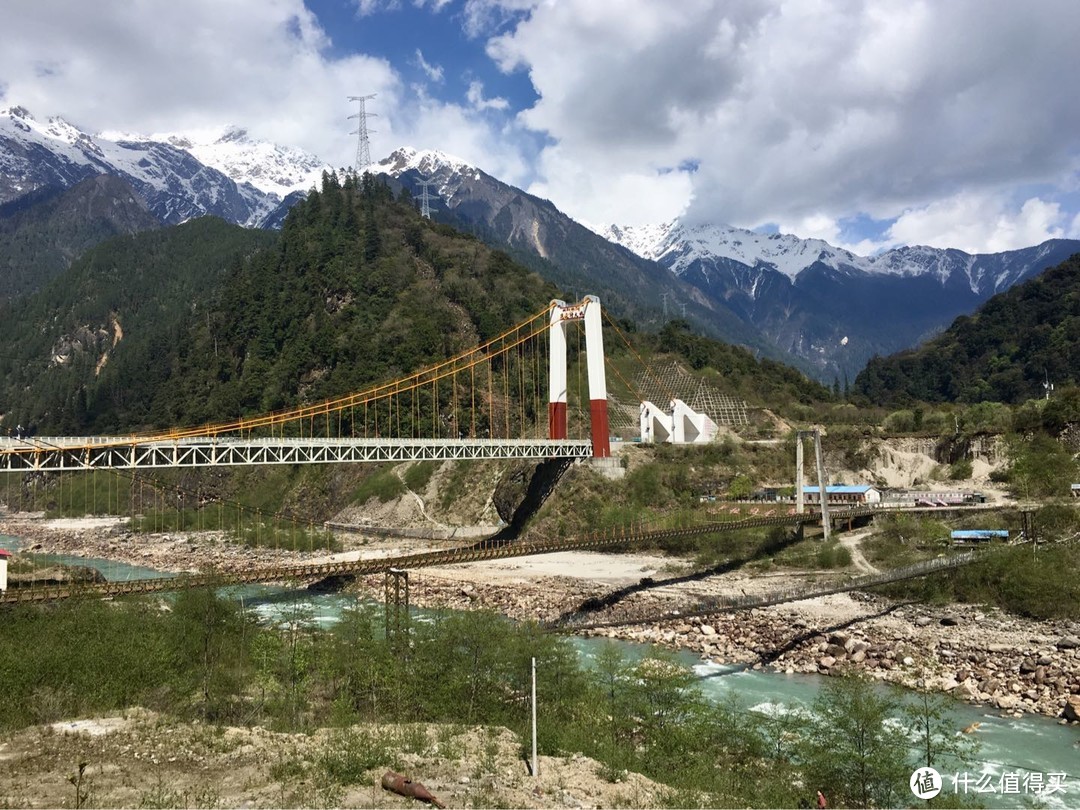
384,568,410,652
548,303,568,441
548,297,609,458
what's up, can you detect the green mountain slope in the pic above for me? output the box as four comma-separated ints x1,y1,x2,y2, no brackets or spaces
0,174,161,302
0,216,276,431
854,254,1080,405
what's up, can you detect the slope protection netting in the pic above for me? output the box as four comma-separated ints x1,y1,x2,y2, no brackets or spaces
632,362,750,427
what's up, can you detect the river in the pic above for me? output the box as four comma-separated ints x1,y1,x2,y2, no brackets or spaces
5,536,1078,809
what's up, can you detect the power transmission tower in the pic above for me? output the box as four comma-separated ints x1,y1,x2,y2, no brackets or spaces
660,292,671,319
347,94,377,171
417,179,437,219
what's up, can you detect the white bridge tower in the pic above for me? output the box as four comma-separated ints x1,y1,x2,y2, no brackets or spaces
548,297,610,458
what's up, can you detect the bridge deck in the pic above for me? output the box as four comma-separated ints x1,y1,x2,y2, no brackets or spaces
0,437,594,471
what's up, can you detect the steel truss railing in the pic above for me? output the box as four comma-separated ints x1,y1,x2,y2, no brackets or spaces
0,437,594,471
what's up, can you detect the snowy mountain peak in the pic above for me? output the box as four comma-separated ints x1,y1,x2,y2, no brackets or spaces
602,220,869,281
0,104,300,228
98,123,328,198
376,147,480,181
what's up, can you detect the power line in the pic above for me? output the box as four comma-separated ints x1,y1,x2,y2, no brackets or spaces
347,94,377,171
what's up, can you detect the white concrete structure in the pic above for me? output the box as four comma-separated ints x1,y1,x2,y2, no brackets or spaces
548,297,610,457
0,549,10,592
639,399,718,444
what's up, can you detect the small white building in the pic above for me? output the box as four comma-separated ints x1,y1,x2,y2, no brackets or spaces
0,549,10,592
640,399,719,444
802,485,882,505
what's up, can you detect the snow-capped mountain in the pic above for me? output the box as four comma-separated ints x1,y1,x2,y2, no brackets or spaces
602,221,1078,297
99,125,328,200
378,145,1080,380
0,106,307,228
603,220,1080,378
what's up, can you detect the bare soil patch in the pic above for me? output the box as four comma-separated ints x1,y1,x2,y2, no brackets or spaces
0,710,666,809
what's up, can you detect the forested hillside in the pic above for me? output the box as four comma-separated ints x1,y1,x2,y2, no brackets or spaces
854,254,1080,405
0,175,161,302
0,171,833,435
0,217,276,431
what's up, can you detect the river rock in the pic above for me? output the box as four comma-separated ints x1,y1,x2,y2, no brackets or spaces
955,681,980,700
1063,696,1080,722
914,616,933,627
819,656,837,670
1055,636,1080,650
700,624,716,636
996,694,1020,710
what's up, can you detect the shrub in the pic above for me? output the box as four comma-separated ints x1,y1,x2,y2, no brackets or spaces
815,542,852,569
351,469,405,504
949,458,973,480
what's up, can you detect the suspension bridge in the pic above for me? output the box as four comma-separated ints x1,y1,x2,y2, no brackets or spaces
0,294,679,600
0,297,615,473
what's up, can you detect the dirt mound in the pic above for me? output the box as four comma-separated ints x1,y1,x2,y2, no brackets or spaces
0,712,670,809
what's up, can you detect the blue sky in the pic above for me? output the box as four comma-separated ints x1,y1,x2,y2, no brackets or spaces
3,0,1080,255
305,0,537,111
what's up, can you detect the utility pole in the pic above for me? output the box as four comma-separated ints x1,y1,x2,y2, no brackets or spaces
417,179,436,219
347,94,377,172
531,657,538,778
796,429,831,542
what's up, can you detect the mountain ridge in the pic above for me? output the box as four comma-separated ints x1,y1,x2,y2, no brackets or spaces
0,106,310,228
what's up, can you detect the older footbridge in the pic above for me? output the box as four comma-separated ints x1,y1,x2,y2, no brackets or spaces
0,507,984,608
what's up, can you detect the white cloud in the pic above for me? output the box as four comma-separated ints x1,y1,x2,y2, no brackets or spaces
414,49,444,82
528,145,692,229
354,0,401,15
466,81,509,111
886,193,1066,254
1069,212,1080,240
463,0,537,38
4,0,1080,255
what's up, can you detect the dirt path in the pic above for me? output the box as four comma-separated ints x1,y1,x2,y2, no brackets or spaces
838,529,879,574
